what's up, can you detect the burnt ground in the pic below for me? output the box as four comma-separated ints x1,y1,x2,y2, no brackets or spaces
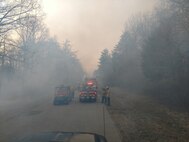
107,88,189,142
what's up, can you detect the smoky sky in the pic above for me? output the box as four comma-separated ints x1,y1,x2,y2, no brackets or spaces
42,0,156,75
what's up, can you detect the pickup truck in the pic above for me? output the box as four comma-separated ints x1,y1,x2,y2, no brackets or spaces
53,86,72,105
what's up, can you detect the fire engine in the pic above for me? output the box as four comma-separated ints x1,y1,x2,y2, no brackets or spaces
79,78,98,102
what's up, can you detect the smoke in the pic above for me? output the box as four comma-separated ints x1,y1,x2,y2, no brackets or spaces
0,39,84,106
42,0,156,74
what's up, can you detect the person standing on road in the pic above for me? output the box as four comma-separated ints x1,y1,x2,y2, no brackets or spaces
102,87,107,104
70,86,75,98
105,86,111,106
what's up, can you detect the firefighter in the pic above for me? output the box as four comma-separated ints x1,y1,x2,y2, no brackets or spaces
101,87,107,104
106,86,111,106
70,86,75,98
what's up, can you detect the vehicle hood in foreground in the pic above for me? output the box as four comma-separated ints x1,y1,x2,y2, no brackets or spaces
16,131,107,142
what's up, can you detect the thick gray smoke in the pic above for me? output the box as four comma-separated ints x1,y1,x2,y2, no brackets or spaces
96,0,189,108
0,0,84,106
0,38,84,105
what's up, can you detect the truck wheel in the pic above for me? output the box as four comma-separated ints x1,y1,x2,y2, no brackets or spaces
94,99,97,102
66,100,69,104
79,99,82,103
53,100,58,105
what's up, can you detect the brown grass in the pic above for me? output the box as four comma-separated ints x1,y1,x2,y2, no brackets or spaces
107,88,189,142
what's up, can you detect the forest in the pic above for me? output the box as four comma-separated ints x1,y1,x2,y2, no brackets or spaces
0,0,84,97
96,0,189,109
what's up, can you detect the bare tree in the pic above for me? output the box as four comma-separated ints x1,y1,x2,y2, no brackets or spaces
0,0,45,71
0,0,40,35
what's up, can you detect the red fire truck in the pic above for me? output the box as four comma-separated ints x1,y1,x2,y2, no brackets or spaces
79,78,98,102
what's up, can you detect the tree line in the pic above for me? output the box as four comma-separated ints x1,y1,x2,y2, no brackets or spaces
96,0,189,109
0,0,84,94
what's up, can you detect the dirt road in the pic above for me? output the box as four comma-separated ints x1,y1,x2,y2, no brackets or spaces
0,92,121,142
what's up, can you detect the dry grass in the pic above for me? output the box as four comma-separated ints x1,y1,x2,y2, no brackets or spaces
107,88,189,142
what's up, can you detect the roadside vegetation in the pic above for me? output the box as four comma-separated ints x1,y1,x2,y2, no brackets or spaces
108,88,189,142
96,0,189,110
96,0,189,141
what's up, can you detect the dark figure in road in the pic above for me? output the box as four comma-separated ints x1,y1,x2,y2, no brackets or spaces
106,86,111,106
102,87,107,104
